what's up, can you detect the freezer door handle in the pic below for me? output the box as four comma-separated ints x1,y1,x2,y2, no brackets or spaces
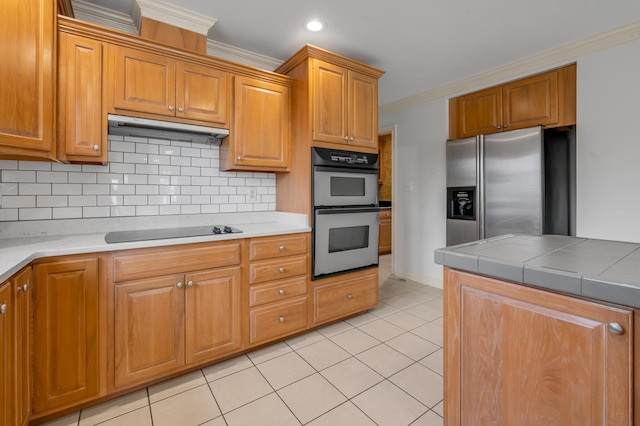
478,136,485,240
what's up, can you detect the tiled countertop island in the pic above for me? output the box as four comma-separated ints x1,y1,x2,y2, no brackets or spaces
435,234,640,308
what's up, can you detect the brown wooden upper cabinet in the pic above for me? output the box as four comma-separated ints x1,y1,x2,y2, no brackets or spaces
312,59,379,150
109,45,231,127
449,64,576,140
220,76,291,171
0,0,56,161
57,32,108,164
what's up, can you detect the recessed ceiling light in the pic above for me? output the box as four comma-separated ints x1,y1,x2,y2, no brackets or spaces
305,18,326,32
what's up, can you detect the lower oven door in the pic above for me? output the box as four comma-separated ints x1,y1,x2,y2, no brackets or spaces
313,207,380,279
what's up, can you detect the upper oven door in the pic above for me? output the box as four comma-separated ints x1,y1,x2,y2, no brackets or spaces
313,167,379,207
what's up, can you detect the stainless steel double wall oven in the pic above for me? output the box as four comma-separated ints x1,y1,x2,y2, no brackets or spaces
312,147,380,279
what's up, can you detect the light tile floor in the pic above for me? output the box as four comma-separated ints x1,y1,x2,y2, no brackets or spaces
42,255,444,426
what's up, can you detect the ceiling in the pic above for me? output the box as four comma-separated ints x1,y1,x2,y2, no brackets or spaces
80,0,640,107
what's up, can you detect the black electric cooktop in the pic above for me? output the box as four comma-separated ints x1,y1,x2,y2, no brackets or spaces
105,225,242,244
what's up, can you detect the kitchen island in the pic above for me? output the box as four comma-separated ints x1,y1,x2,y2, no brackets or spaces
435,234,640,425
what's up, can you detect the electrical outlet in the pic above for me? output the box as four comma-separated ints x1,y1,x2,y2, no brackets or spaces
0,184,2,208
248,187,258,202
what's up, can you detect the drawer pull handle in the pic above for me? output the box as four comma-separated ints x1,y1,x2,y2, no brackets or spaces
187,281,194,287
346,294,353,300
93,145,100,151
16,283,29,292
0,303,6,315
279,289,285,295
279,267,285,273
608,323,624,335
279,316,285,323
176,282,184,289
279,245,285,251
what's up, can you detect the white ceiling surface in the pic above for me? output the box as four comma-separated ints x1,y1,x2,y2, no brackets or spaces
82,0,640,107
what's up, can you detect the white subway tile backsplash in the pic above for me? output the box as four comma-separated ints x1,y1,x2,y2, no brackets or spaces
2,170,36,183
83,206,110,218
37,196,68,208
20,208,51,220
19,183,51,196
3,196,36,208
0,136,276,222
52,207,83,219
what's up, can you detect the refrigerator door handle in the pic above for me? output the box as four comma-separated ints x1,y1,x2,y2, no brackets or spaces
478,135,485,240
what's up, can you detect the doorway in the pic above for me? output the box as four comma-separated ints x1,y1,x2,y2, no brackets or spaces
378,124,396,275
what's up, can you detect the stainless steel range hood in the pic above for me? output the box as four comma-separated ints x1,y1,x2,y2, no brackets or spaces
108,114,229,145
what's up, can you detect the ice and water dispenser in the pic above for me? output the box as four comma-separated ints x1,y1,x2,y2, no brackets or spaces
447,187,475,220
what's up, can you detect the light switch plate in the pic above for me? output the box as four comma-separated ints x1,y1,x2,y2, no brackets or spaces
248,187,258,202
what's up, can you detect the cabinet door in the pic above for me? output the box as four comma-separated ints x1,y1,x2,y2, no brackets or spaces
185,267,241,365
312,60,349,144
378,215,391,255
114,275,185,388
502,70,559,130
348,71,378,149
58,33,107,163
12,268,32,426
456,86,502,138
232,76,290,170
0,0,55,159
176,62,230,125
111,46,176,117
33,257,101,413
0,283,11,426
445,269,632,426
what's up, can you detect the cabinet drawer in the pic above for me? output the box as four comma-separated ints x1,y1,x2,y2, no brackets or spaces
380,210,391,220
112,241,240,282
249,255,308,285
249,234,308,261
313,272,378,324
249,276,307,307
249,297,308,345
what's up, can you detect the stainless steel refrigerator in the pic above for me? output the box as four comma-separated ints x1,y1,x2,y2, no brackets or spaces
446,126,575,246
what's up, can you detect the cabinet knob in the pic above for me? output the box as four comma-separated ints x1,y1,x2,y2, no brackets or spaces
168,105,175,111
93,145,100,151
279,245,285,251
0,303,6,315
279,316,285,323
278,289,285,295
178,107,184,112
16,283,28,292
503,124,508,128
346,293,353,300
279,267,285,273
344,136,349,141
176,281,184,288
608,322,624,335
237,156,242,161
187,280,194,287
495,125,501,129
349,137,354,141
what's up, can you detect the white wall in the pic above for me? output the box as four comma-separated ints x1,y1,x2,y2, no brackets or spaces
381,38,640,285
576,39,640,242
380,100,447,286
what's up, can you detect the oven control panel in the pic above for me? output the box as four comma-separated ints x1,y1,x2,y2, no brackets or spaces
312,147,379,169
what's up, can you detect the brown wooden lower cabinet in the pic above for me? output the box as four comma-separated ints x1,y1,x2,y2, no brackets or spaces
445,268,633,425
379,209,391,255
0,281,11,426
312,269,378,325
32,255,104,415
113,267,242,389
11,267,32,426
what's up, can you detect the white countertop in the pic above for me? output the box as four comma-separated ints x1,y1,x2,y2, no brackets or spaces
0,212,310,283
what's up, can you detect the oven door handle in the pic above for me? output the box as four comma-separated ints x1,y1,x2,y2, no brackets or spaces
316,207,381,215
313,166,379,174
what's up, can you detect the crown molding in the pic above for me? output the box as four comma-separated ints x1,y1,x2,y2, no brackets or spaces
132,0,217,36
71,0,137,34
70,0,281,71
380,20,640,115
206,40,282,71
